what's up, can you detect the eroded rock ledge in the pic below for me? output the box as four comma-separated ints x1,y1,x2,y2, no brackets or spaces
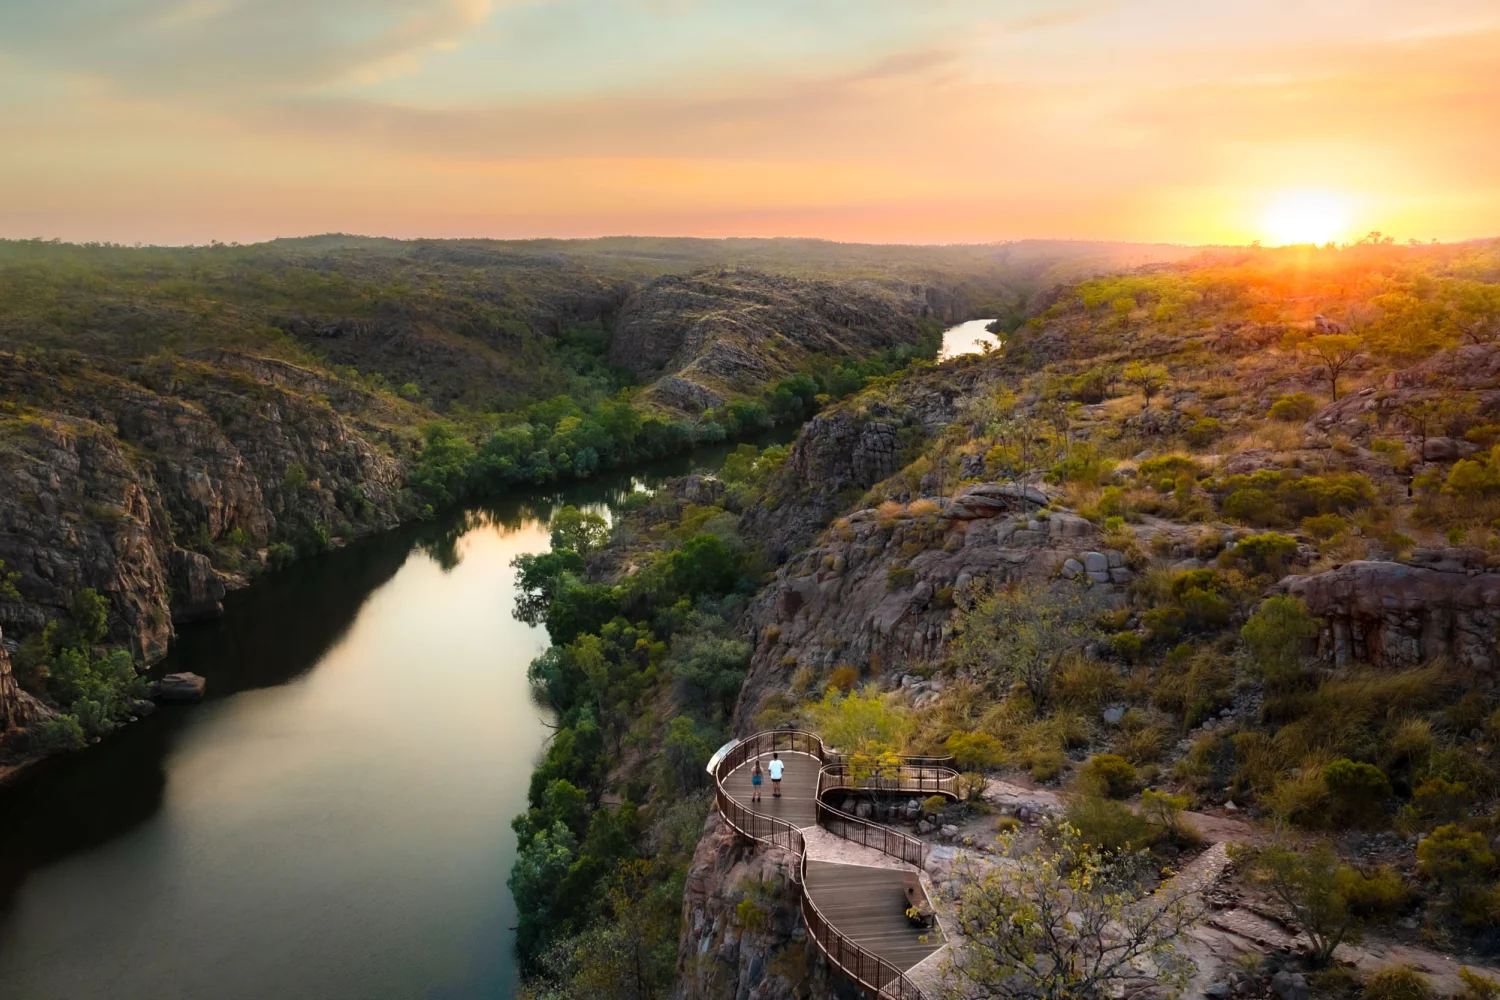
1280,555,1500,671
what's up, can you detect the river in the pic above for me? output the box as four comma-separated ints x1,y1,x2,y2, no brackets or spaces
0,439,774,1000
937,318,999,360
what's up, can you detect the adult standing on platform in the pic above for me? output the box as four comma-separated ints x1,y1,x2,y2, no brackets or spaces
768,752,784,798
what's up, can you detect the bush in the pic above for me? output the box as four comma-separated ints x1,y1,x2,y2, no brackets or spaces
1186,417,1222,447
827,664,860,693
1363,966,1434,1000
1459,968,1500,1000
34,714,87,752
1110,631,1143,663
1079,753,1137,799
945,731,1005,771
1064,795,1153,852
922,795,948,817
1418,824,1495,891
1302,513,1348,540
1270,392,1319,422
1223,488,1277,525
1322,759,1391,827
886,565,915,592
1241,595,1318,687
1054,659,1120,710
1235,532,1298,577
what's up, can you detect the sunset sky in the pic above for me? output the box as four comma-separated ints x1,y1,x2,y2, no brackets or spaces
2,0,1498,246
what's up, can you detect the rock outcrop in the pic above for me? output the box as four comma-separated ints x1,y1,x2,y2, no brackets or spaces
1280,556,1500,671
675,813,837,1000
736,487,1120,728
609,270,948,412
0,350,408,662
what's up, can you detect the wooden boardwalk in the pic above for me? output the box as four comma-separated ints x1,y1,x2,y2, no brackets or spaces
804,861,943,971
723,749,944,974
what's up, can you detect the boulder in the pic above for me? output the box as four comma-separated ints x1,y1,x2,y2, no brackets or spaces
1061,558,1084,580
156,672,207,702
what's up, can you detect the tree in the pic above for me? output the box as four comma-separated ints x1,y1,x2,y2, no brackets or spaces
1240,595,1319,688
1234,842,1395,966
807,687,907,755
942,826,1201,1000
550,505,610,556
666,534,739,597
1121,361,1169,410
1299,334,1363,402
955,582,1095,706
1449,281,1500,345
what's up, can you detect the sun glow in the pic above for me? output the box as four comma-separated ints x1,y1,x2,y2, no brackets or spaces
1261,190,1354,246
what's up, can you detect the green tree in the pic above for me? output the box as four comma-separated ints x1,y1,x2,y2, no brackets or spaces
666,534,738,598
1235,842,1389,966
955,582,1094,706
550,505,610,556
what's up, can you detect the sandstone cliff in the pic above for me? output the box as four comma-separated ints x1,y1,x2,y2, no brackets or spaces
0,350,410,663
675,813,838,1000
1280,553,1500,672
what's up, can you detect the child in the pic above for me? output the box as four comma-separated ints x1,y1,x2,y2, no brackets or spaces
751,759,764,802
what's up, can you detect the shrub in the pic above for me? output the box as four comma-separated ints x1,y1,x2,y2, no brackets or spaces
1079,753,1137,799
886,565,915,592
1139,788,1194,840
1417,824,1495,891
34,714,87,752
1322,758,1391,827
1270,392,1319,422
1186,417,1222,447
945,731,1005,771
1412,777,1476,824
266,542,297,571
1064,795,1153,852
1302,513,1348,540
922,795,948,817
994,815,1021,834
1110,631,1143,663
1235,532,1299,577
827,664,860,693
1241,595,1318,688
1459,968,1500,1000
1116,725,1168,765
1363,966,1435,1000
1054,659,1120,710
1223,488,1277,525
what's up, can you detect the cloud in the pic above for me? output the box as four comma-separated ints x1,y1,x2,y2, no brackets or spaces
0,0,495,94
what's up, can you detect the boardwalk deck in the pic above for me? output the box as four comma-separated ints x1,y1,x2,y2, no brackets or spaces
804,861,944,972
722,748,944,975
724,750,821,828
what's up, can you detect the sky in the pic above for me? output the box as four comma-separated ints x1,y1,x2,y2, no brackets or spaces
1,0,1498,246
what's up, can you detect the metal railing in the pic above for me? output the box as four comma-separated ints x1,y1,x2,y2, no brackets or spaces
707,730,955,999
799,853,928,1000
815,761,961,867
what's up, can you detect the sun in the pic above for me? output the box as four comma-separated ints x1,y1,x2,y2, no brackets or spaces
1261,190,1353,246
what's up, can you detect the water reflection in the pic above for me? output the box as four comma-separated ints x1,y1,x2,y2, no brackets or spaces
0,430,792,1000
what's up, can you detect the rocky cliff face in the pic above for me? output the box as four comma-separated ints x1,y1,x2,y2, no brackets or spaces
1280,552,1500,672
736,484,1129,729
609,270,951,413
675,813,839,1000
0,350,409,663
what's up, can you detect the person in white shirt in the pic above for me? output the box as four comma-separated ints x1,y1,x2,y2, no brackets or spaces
767,753,784,798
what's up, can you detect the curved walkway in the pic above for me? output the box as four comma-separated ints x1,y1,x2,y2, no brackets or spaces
708,732,958,999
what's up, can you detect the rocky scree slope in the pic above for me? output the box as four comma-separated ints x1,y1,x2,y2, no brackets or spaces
609,269,960,413
0,350,411,690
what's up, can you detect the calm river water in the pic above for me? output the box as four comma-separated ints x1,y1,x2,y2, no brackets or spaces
0,442,764,1000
